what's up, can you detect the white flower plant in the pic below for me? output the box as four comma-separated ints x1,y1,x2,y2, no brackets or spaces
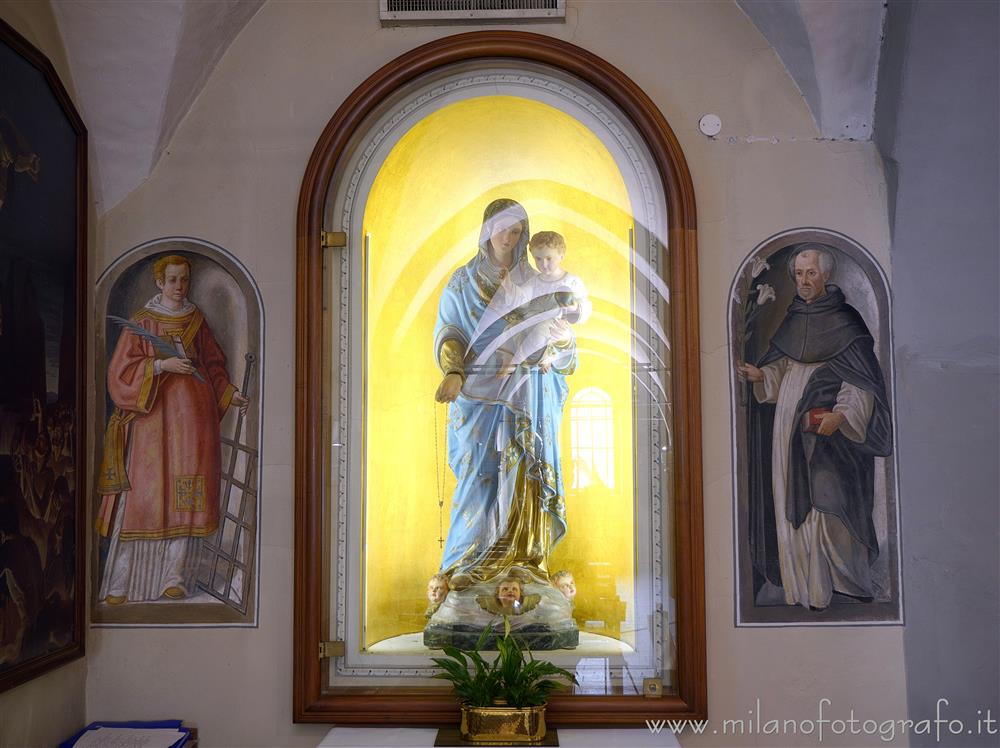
734,253,777,405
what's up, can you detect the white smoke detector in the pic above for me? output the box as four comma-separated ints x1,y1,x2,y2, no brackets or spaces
699,114,722,138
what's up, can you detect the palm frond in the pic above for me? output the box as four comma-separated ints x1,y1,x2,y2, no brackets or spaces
108,315,206,383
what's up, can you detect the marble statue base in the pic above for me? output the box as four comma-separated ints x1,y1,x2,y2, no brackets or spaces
423,577,579,650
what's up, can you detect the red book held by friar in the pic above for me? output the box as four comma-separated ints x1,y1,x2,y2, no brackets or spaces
802,408,834,433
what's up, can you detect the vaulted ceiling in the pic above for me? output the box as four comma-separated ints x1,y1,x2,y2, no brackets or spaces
50,0,885,214
737,0,886,141
51,0,264,212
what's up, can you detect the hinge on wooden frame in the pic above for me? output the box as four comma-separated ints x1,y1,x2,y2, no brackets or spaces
643,677,664,698
321,230,347,249
319,640,346,659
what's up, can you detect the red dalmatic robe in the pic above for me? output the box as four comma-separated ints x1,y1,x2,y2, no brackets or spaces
96,306,236,540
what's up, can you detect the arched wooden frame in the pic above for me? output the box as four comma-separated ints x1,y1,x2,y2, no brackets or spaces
295,31,705,724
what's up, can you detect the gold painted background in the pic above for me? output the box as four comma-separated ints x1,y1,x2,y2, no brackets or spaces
362,96,637,648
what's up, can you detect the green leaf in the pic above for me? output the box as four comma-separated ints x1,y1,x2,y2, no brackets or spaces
474,624,493,652
467,649,489,671
441,645,468,665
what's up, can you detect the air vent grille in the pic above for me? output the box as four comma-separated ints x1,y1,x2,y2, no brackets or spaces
380,0,565,24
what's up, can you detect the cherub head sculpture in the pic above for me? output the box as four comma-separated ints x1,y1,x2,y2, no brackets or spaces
552,570,576,601
496,577,524,610
427,573,449,607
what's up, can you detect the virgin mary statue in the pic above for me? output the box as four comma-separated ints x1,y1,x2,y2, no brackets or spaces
432,199,576,591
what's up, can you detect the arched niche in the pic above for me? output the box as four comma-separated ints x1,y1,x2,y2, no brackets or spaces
727,228,902,627
92,237,264,627
295,32,704,724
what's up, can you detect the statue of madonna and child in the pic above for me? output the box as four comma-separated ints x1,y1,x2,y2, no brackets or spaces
423,198,590,651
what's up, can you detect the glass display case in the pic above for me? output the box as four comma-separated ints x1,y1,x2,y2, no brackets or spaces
295,31,705,725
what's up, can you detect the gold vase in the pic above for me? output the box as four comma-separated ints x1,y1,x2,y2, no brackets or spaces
459,701,547,743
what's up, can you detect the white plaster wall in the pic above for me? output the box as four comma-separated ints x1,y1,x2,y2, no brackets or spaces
876,3,999,745
0,1,88,745
83,1,908,745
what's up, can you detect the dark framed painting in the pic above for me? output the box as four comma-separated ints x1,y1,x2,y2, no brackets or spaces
0,19,87,692
294,32,706,725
